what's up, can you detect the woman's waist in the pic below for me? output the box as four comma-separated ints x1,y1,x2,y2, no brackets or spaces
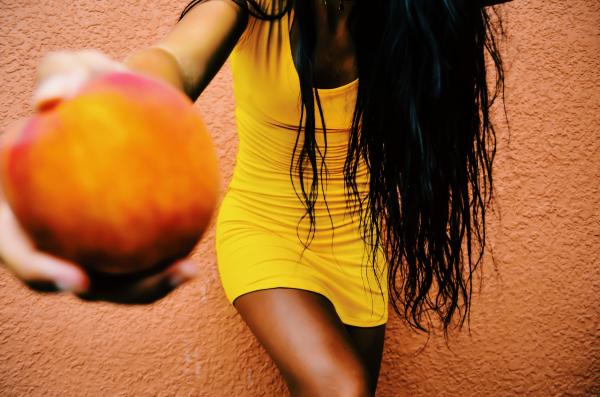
236,143,357,176
226,179,365,214
227,160,369,206
234,112,359,169
233,137,369,182
217,186,370,251
222,173,368,225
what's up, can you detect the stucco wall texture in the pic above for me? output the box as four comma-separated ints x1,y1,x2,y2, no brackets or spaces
0,1,598,396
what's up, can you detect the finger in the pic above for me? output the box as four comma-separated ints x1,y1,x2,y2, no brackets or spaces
78,259,198,304
165,259,200,287
36,50,84,84
32,50,128,112
0,204,89,293
32,67,90,112
123,259,199,301
77,49,129,76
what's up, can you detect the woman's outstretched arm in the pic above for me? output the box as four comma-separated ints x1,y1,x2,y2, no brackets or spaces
125,0,248,101
0,0,249,303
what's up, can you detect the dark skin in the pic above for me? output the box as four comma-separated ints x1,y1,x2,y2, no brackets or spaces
234,289,385,397
235,1,386,396
291,0,358,89
0,0,385,395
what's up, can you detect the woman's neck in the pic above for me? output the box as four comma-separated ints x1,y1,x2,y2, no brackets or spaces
315,0,354,31
306,0,358,88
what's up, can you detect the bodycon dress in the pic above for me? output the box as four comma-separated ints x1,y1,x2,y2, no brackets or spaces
215,10,389,327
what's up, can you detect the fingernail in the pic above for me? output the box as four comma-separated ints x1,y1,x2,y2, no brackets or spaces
169,261,198,287
32,70,89,111
54,272,86,293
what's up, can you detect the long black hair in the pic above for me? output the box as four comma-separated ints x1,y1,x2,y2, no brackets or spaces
178,0,509,338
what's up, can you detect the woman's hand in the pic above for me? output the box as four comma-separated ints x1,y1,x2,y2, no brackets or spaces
0,49,199,304
31,48,129,111
0,203,198,303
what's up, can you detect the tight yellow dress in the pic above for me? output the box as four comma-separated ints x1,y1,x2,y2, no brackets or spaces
215,11,389,327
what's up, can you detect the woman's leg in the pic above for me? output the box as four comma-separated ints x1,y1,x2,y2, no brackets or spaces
233,287,372,397
343,323,386,395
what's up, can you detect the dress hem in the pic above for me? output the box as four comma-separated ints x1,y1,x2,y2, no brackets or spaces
226,282,388,328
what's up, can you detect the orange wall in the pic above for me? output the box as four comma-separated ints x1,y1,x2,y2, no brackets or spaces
0,1,598,396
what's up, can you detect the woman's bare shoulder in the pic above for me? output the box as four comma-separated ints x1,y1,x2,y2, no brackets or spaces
152,0,249,98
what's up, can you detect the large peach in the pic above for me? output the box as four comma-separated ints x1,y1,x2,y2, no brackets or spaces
0,71,219,277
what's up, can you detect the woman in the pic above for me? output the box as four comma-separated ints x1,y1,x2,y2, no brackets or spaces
0,0,510,395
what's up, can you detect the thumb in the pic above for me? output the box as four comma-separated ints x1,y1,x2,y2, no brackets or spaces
31,67,90,112
0,203,89,293
76,48,130,76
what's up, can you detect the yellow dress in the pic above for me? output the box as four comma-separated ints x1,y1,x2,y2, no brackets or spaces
215,11,389,327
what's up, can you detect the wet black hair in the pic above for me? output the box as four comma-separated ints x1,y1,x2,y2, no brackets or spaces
179,0,510,339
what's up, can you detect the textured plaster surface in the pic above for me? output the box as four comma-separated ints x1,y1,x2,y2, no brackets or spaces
0,1,598,396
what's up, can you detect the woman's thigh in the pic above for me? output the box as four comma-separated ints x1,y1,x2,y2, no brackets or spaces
344,323,386,394
233,287,373,397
